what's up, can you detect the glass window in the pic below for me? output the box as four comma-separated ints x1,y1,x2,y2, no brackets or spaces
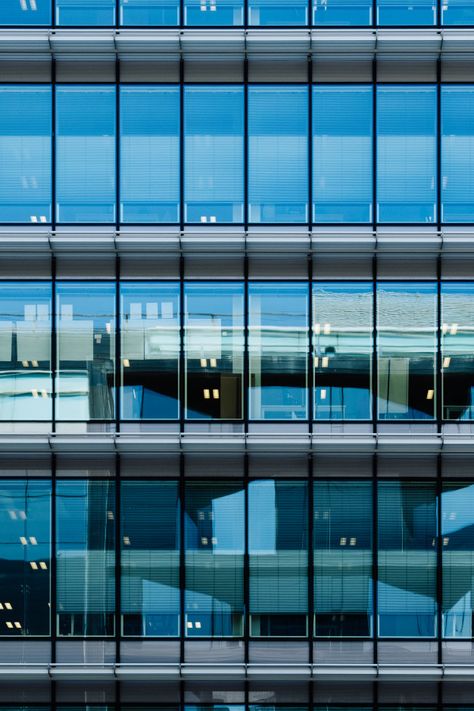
314,0,372,25
185,482,244,636
249,86,308,223
313,86,372,224
377,282,436,420
121,481,179,636
0,0,51,24
120,0,180,24
442,0,474,24
56,86,116,223
185,0,243,25
442,482,474,638
0,481,51,636
442,86,474,223
249,480,308,637
0,282,52,422
249,0,308,25
121,86,179,224
313,283,372,421
184,86,244,224
185,283,244,420
121,282,180,420
249,283,308,421
378,481,437,637
56,0,115,25
442,283,474,421
56,480,115,636
56,282,115,421
0,86,51,224
314,481,373,637
377,86,437,224
377,0,436,25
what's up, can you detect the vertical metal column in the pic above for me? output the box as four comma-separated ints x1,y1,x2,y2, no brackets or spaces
308,452,314,666
437,452,443,664
51,452,57,664
372,453,378,664
179,452,186,664
115,451,121,664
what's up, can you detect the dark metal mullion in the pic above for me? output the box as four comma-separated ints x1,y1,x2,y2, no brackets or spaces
308,453,314,665
244,452,249,663
244,57,249,231
437,453,443,663
179,453,185,663
372,260,377,432
372,59,377,233
372,453,378,665
437,60,442,230
51,452,57,663
51,255,57,432
437,256,442,430
373,0,377,26
116,60,120,233
115,452,121,662
180,64,185,231
51,58,56,233
115,254,121,431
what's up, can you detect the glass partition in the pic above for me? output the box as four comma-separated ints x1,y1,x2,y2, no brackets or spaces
442,283,474,421
442,86,474,222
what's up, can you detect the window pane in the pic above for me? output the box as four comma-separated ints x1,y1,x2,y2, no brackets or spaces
56,86,116,223
249,480,308,637
121,86,179,224
0,481,51,636
0,283,52,421
121,481,179,637
249,86,308,223
378,482,437,637
249,0,308,25
314,0,372,25
120,0,180,24
57,480,115,636
442,0,474,23
121,282,180,420
56,282,115,421
184,86,244,224
185,0,243,25
0,0,51,24
377,282,436,420
56,0,115,25
442,283,474,421
313,86,372,224
313,283,372,420
377,86,437,224
377,0,436,25
249,283,308,421
442,482,474,638
314,481,373,637
185,482,244,637
185,283,244,420
442,86,474,223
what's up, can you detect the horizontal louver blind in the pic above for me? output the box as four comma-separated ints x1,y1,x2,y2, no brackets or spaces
441,86,474,223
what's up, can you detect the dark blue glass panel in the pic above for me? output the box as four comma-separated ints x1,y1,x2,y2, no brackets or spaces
56,86,116,224
441,283,474,420
0,86,51,224
56,0,115,25
121,86,180,223
0,0,51,25
248,86,308,224
377,0,437,25
314,0,372,25
442,86,474,223
249,0,307,25
120,0,180,25
313,86,372,224
377,86,437,224
184,87,244,224
443,0,474,24
185,0,243,25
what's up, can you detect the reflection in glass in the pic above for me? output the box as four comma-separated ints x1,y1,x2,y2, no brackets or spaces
249,86,308,223
0,86,51,223
121,481,180,636
442,283,474,420
121,283,180,420
56,0,115,25
56,282,115,421
185,0,243,25
443,0,474,24
314,481,373,636
313,86,373,224
249,480,308,636
0,0,51,24
442,86,474,222
0,283,52,421
121,86,180,223
314,0,372,25
57,480,115,636
377,86,437,223
313,283,372,420
249,283,308,420
377,0,436,25
378,482,437,637
120,0,180,25
0,481,51,636
249,0,307,25
185,482,244,636
185,283,244,419
377,282,436,420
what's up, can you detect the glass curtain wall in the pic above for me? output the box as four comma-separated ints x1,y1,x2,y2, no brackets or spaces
185,0,244,25
442,283,474,421
441,86,474,222
248,0,308,25
313,0,373,25
120,0,180,25
0,0,51,24
377,0,436,25
55,0,116,25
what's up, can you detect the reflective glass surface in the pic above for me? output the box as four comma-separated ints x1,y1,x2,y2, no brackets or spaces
0,0,51,24
185,0,244,25
442,86,474,222
56,0,115,25
120,0,180,25
249,0,308,25
377,0,437,25
442,283,474,420
313,0,372,25
443,0,474,24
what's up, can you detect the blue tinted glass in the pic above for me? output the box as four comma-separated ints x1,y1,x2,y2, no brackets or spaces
443,0,474,24
0,86,51,224
442,87,474,223
249,86,308,224
56,0,115,25
185,0,243,25
121,86,179,224
314,0,372,25
377,0,436,25
120,0,180,25
442,283,474,420
377,86,437,224
249,0,307,25
313,86,372,224
185,87,244,224
56,86,116,224
0,0,51,25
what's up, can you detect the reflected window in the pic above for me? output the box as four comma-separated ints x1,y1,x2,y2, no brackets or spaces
0,481,51,636
185,482,244,636
57,480,115,636
442,86,474,223
443,0,474,24
56,282,115,421
0,283,52,421
314,0,372,25
56,0,115,25
377,282,436,421
377,0,437,25
185,0,243,25
313,283,372,421
0,86,51,224
120,0,180,24
442,283,474,420
0,0,51,24
249,480,308,637
249,0,307,25
121,283,180,420
185,283,244,420
378,482,437,637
